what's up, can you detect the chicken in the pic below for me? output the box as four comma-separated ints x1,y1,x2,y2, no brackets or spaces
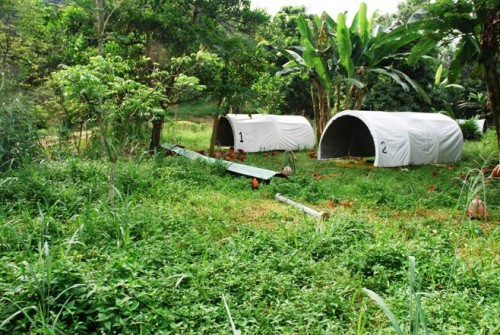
467,195,488,220
251,178,259,190
308,151,316,158
339,200,353,207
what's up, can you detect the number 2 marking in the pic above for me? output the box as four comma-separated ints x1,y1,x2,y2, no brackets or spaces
381,141,387,154
239,132,244,143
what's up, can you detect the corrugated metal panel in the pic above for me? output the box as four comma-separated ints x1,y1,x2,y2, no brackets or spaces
226,162,279,180
163,144,280,180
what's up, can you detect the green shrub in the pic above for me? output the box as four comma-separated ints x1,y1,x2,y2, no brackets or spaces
459,119,482,141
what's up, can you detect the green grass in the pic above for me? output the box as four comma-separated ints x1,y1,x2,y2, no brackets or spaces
0,119,498,334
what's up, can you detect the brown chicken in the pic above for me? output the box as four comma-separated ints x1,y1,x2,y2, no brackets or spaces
251,178,259,190
466,195,488,220
339,200,353,207
491,164,500,178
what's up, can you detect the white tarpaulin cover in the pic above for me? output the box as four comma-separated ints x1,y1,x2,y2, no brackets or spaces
216,114,315,152
318,111,463,167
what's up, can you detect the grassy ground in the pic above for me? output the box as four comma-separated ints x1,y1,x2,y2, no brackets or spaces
0,113,498,334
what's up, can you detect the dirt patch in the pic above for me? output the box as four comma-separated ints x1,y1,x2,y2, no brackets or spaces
240,199,323,230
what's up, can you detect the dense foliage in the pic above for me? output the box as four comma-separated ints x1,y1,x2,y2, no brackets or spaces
1,0,497,161
0,121,498,333
0,0,499,333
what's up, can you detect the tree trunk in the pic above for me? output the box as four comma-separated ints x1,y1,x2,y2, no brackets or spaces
95,0,105,56
209,114,221,157
149,117,164,153
310,83,319,142
311,79,330,143
483,62,500,151
480,8,500,151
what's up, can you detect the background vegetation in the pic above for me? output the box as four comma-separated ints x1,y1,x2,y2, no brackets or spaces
0,0,499,333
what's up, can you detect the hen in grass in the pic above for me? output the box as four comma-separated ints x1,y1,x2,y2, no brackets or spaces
251,178,259,190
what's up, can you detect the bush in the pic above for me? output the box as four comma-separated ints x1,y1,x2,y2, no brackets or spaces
459,119,482,141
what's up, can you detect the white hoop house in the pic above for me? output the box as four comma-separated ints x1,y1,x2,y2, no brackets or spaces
318,111,463,167
215,114,315,152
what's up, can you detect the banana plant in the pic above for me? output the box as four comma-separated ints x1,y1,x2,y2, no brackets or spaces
341,3,434,109
280,3,433,142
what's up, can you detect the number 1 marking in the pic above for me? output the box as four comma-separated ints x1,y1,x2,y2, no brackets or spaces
239,132,244,143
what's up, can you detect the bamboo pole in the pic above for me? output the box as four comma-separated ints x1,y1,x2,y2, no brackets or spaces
275,193,329,220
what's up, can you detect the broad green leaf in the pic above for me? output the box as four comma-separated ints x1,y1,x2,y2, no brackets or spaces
367,68,409,91
337,13,354,78
311,60,330,90
324,13,337,32
313,14,323,34
362,288,403,335
283,49,307,66
444,83,465,90
370,32,422,65
408,35,438,65
392,68,431,104
435,64,444,85
448,36,479,82
371,20,441,52
297,14,314,46
302,39,319,67
276,66,301,75
358,2,369,45
297,38,329,89
344,77,366,89
350,12,359,33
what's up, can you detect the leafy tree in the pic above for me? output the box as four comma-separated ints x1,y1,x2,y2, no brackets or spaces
53,55,164,204
409,0,500,150
106,0,268,149
0,0,53,89
251,72,291,114
272,6,308,48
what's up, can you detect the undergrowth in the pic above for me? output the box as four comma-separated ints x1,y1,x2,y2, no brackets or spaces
0,126,498,334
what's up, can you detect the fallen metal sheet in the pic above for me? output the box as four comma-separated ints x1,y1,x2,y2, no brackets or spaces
163,144,281,181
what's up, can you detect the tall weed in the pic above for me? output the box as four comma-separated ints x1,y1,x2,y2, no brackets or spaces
362,256,429,335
